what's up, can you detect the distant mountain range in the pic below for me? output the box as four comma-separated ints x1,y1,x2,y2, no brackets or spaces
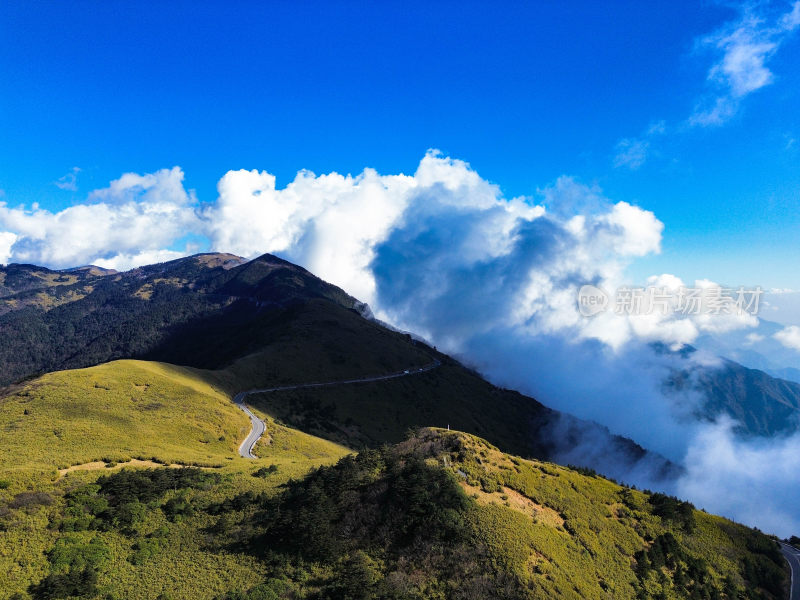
661,344,800,438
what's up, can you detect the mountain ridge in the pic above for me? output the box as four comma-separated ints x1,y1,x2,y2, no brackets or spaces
0,252,678,480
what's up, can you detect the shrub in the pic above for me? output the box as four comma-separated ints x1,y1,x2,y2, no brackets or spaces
130,538,164,565
48,536,110,573
648,492,696,531
9,491,54,509
61,467,218,532
29,569,98,599
162,493,194,522
252,465,279,478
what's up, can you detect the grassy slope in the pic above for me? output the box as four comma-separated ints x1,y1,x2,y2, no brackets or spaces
0,360,249,489
0,361,787,599
412,429,781,600
213,428,786,600
0,359,349,598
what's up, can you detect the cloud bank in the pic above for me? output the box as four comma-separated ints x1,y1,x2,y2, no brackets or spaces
1,152,797,535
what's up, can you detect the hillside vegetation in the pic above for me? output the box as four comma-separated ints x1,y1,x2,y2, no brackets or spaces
0,360,350,598
4,253,796,442
0,253,355,386
0,360,247,490
0,417,786,599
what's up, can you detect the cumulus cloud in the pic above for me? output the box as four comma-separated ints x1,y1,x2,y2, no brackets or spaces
0,167,200,268
54,167,80,192
691,1,800,126
775,324,800,350
204,165,416,302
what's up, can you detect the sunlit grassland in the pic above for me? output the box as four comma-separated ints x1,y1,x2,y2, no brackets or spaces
0,360,251,490
0,359,785,599
0,359,351,598
422,429,782,600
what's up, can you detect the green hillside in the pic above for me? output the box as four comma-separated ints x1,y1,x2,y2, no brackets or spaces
0,359,350,598
0,253,358,386
226,428,786,600
4,253,794,443
0,369,787,600
0,360,247,490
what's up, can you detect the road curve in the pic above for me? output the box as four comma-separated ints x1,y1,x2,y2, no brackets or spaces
781,542,800,600
234,392,267,459
233,359,441,459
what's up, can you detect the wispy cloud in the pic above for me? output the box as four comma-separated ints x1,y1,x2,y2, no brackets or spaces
613,138,650,170
612,121,666,170
612,3,800,166
690,1,800,127
54,167,81,191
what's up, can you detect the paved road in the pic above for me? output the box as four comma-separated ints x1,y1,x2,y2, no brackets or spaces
234,393,267,459
781,542,800,600
233,359,441,459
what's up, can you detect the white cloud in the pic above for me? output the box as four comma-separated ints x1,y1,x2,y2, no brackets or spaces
745,332,765,344
0,167,200,269
775,324,800,350
781,0,800,29
204,154,668,350
0,231,17,264
204,164,416,302
691,2,800,126
54,167,80,192
613,138,650,170
92,249,188,272
612,121,668,170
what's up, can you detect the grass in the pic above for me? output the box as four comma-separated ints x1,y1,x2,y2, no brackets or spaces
0,358,788,599
0,360,248,490
396,429,786,599
0,359,350,598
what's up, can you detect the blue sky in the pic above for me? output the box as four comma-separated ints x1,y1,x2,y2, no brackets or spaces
1,1,799,287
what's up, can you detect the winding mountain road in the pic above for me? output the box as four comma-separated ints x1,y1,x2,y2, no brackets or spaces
234,359,441,458
781,542,800,600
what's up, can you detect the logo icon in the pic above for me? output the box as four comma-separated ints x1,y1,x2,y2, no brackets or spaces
577,285,609,317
